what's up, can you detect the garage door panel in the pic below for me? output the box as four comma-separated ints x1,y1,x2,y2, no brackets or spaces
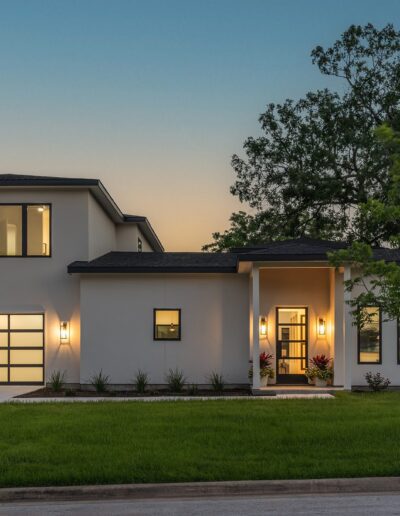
10,367,43,383
10,349,43,365
0,314,44,384
10,332,43,347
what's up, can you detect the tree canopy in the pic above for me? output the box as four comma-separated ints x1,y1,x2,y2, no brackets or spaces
204,23,400,251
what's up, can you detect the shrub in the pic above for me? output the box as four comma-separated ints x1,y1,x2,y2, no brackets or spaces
165,368,186,392
49,370,66,392
187,383,198,395
90,370,110,393
134,369,149,394
209,372,225,392
248,353,275,380
365,371,391,392
310,354,332,370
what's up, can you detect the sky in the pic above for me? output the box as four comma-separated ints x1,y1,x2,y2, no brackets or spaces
0,0,399,250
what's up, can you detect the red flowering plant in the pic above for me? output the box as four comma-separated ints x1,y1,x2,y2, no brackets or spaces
309,354,333,380
249,352,275,379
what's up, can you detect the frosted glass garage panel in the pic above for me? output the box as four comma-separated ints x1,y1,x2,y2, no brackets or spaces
10,332,43,347
10,368,43,382
10,315,43,330
0,315,8,330
0,368,7,382
10,350,43,365
0,334,7,347
0,350,7,364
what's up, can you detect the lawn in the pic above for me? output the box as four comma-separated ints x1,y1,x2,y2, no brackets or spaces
1,392,400,487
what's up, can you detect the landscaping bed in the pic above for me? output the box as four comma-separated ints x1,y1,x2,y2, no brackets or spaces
16,387,252,398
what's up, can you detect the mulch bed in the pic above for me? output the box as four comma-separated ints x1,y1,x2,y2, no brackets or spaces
16,387,253,398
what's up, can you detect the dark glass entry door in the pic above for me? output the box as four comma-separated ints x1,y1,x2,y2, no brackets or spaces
276,307,308,384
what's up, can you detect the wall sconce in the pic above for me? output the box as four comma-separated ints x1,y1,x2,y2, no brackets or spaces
318,317,326,337
60,321,70,344
259,316,267,336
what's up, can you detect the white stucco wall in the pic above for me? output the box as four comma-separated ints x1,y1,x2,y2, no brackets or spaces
80,274,249,385
347,274,399,386
88,194,116,260
116,225,153,252
0,188,90,383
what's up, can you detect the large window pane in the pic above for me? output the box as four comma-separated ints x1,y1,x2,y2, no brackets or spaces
359,307,381,363
154,309,181,340
10,314,43,330
27,205,50,256
0,206,22,256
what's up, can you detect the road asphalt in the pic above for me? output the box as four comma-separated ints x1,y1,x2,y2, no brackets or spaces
1,492,400,515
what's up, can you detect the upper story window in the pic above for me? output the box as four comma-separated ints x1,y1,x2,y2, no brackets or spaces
358,306,381,364
138,237,143,252
0,204,51,257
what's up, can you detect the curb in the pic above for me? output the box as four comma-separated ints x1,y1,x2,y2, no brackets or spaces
1,477,400,503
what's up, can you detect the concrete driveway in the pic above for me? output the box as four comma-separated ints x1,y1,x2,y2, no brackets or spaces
1,493,400,515
0,386,34,401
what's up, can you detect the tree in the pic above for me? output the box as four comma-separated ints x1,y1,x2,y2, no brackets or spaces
329,123,400,325
204,23,400,251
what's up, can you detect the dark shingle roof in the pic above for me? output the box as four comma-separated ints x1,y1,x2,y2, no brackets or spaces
68,252,238,273
233,238,348,261
68,238,400,274
0,173,99,186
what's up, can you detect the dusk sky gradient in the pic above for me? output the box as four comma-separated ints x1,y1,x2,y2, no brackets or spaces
1,0,400,250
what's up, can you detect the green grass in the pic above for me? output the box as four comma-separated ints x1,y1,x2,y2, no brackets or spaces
1,392,400,487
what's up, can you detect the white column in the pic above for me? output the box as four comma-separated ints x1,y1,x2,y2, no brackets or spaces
343,265,352,390
252,266,260,390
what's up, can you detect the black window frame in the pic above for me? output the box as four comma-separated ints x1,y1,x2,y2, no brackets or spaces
153,308,181,341
357,306,382,365
0,203,52,258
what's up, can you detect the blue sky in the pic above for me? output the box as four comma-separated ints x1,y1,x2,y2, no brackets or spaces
0,0,399,249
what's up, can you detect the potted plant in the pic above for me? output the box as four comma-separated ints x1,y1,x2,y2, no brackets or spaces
309,355,333,387
304,366,318,385
249,352,275,386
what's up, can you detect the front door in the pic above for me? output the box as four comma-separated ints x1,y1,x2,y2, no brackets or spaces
276,307,308,384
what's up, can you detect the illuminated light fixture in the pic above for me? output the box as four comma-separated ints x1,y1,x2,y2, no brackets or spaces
169,323,175,333
260,316,267,336
318,317,326,337
60,321,70,344
37,206,44,212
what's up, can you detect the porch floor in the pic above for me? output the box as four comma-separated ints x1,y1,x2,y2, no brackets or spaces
253,385,344,395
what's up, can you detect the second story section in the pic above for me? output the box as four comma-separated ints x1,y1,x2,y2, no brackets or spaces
0,174,163,265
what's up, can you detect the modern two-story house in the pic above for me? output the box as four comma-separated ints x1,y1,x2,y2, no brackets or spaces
0,174,399,391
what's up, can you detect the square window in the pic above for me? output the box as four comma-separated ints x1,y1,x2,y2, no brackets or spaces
154,309,181,340
138,237,143,252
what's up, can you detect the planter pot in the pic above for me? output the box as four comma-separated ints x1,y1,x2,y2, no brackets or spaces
315,377,328,387
260,375,269,387
307,377,316,385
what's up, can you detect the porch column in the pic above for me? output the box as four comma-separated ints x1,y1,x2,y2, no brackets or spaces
251,265,260,390
343,265,352,390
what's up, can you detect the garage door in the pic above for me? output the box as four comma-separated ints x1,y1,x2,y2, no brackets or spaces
0,314,44,384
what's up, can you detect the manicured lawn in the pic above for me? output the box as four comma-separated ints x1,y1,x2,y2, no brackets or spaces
1,392,400,487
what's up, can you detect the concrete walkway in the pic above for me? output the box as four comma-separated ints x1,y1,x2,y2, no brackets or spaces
0,386,35,400
2,393,335,403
